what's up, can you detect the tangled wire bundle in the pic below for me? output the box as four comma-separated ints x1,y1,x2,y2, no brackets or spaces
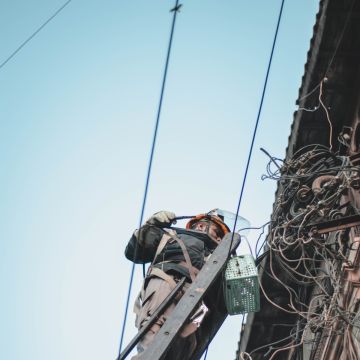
266,145,359,258
255,144,360,358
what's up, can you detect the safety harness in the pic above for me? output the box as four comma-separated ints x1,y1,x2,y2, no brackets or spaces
134,229,198,316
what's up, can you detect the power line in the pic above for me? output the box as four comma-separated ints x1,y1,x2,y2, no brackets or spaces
0,0,73,70
117,0,181,357
205,2,285,358
229,0,285,249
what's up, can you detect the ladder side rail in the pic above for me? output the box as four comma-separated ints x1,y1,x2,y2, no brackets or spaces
118,278,186,360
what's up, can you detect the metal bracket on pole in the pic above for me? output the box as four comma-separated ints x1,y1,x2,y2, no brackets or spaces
138,232,241,360
307,214,360,235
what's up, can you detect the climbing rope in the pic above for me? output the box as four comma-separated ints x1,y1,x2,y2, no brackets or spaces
117,0,181,357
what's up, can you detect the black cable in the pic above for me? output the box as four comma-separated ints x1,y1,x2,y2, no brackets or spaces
260,147,282,171
117,1,181,357
138,0,181,277
0,0,73,70
203,346,208,360
227,0,285,257
222,6,286,356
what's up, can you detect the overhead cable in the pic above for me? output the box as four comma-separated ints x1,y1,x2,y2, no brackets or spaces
0,0,73,70
117,0,181,357
228,0,285,255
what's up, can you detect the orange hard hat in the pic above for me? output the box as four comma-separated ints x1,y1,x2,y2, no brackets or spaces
186,214,230,236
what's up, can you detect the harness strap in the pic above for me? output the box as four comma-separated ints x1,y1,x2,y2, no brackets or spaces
151,230,197,283
134,266,178,318
148,267,177,289
153,233,172,260
169,234,196,282
134,230,196,319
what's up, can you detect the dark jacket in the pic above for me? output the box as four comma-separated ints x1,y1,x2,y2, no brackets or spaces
125,225,217,280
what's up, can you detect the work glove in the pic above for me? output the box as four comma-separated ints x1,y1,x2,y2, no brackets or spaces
146,211,176,226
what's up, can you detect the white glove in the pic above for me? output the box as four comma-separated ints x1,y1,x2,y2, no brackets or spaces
146,211,176,226
190,302,209,327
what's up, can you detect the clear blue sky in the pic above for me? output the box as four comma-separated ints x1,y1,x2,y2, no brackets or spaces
0,1,318,359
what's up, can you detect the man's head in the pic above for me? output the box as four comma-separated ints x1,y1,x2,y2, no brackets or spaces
186,214,230,244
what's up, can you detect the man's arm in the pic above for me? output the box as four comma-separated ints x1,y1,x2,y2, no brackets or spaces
124,211,176,263
125,224,164,263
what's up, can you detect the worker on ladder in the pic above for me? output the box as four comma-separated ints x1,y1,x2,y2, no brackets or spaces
125,210,230,359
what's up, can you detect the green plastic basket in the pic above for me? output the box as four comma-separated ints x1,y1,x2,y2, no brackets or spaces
223,255,260,315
